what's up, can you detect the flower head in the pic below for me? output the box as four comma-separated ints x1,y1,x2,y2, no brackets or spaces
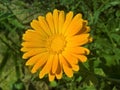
21,9,92,81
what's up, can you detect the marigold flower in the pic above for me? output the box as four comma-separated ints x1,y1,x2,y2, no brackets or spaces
21,9,92,81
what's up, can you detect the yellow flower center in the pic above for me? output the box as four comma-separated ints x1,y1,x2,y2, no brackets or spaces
46,34,66,54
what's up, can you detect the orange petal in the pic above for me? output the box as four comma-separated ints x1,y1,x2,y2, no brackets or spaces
52,54,58,73
62,11,73,34
65,47,90,55
49,72,55,81
30,21,48,38
53,9,59,33
65,14,83,36
38,16,52,36
46,12,55,34
31,53,48,73
21,47,32,52
82,20,88,26
25,53,47,66
83,26,90,33
39,54,54,79
67,19,83,36
22,48,47,59
30,20,40,30
21,41,45,48
55,55,62,79
63,65,73,77
58,10,65,34
78,26,90,34
62,51,78,65
72,64,79,71
59,54,73,77
62,51,80,72
73,54,87,62
23,30,45,41
66,34,90,47
55,70,62,80
67,34,89,41
89,37,93,42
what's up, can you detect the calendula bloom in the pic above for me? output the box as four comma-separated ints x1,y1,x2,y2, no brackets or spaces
21,9,92,81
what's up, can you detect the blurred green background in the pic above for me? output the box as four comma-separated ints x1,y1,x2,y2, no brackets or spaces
0,0,120,90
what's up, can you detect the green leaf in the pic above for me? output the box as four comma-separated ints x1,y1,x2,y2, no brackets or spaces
0,49,10,75
49,81,58,87
12,79,25,90
93,1,120,23
111,33,120,43
0,12,14,21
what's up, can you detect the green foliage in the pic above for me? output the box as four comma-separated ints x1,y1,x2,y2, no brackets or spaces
0,0,120,90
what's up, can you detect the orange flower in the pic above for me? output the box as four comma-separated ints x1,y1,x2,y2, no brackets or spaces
21,9,92,81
